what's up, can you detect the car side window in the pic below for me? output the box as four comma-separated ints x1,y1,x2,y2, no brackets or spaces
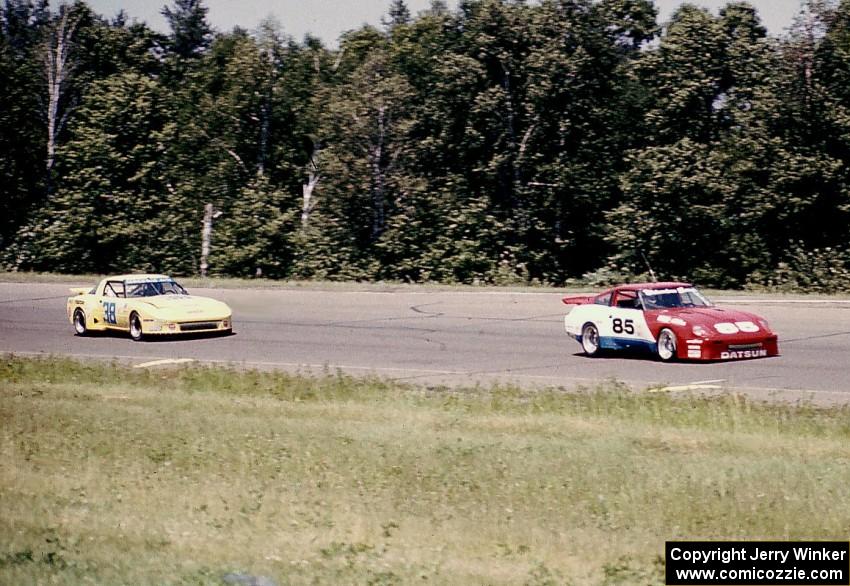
595,292,612,306
614,290,641,310
104,281,125,298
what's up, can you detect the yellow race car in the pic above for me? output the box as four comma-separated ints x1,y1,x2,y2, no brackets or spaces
67,274,232,341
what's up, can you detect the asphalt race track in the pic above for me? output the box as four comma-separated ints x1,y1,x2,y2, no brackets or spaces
3,281,850,404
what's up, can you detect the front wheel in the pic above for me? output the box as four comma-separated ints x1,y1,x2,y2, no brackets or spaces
129,313,144,341
657,328,678,362
581,322,601,357
73,309,88,336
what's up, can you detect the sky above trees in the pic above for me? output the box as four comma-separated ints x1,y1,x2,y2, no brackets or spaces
84,0,801,43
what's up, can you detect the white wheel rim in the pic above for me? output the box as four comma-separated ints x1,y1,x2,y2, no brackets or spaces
582,326,599,354
659,331,676,360
74,312,85,334
131,318,141,338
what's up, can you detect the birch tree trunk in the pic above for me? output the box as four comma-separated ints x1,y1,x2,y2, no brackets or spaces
257,97,270,176
44,8,78,189
301,145,320,226
369,105,386,240
200,203,213,277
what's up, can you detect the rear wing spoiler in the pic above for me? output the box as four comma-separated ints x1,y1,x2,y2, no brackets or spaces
562,294,595,305
69,287,90,296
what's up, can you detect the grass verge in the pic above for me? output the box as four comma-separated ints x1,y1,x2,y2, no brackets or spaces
6,270,850,299
0,271,571,293
2,356,849,584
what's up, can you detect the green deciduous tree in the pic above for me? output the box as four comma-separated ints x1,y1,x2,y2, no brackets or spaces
293,42,416,278
3,0,850,290
0,0,47,248
10,72,179,272
211,176,297,278
602,1,849,288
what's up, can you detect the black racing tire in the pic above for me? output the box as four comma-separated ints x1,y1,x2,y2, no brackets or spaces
581,322,601,357
657,327,678,362
73,309,88,336
129,312,144,341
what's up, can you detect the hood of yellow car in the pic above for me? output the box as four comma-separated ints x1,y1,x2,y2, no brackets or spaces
139,295,230,316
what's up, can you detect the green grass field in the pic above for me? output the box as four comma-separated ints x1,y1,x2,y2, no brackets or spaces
2,357,849,585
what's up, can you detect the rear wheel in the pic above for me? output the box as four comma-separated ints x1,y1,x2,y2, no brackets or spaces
129,312,144,341
657,328,677,362
581,323,601,357
73,309,88,336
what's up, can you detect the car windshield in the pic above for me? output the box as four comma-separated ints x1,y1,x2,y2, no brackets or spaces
125,278,188,298
639,287,712,309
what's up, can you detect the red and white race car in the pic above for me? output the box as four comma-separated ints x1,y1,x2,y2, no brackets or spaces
563,282,779,361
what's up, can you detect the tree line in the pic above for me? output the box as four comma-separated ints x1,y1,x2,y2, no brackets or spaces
2,0,850,290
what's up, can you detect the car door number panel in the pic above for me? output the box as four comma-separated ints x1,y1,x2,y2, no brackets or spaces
611,318,635,335
104,302,117,325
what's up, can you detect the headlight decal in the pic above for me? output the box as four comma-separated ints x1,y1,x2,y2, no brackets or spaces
714,322,739,334
691,325,710,337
